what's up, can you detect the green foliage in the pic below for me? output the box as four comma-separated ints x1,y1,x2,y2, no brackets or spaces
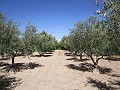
0,13,6,57
84,16,105,56
0,16,21,56
55,41,64,50
69,21,86,54
0,13,22,64
60,35,70,50
36,31,56,54
5,20,21,56
95,0,120,55
22,23,37,55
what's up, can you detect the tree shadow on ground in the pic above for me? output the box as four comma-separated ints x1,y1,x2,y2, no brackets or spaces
32,54,53,57
0,62,44,73
108,73,120,77
66,57,77,60
66,57,90,62
45,52,53,54
65,62,112,74
0,75,21,90
31,52,53,57
44,54,53,57
0,62,10,67
64,52,73,56
65,62,95,72
0,57,10,61
104,57,120,61
74,58,90,62
98,66,112,74
109,80,120,88
87,77,114,90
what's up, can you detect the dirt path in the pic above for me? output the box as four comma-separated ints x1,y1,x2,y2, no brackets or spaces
1,50,120,90
12,50,87,90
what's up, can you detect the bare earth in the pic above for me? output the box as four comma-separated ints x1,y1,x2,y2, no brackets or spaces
0,50,120,90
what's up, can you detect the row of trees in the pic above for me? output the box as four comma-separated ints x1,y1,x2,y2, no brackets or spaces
0,14,56,64
61,0,120,68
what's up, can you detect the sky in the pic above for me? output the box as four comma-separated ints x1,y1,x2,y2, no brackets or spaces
0,0,102,41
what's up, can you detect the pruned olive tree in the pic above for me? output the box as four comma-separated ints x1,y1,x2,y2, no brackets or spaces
62,16,108,68
84,16,107,68
0,13,22,64
5,21,21,64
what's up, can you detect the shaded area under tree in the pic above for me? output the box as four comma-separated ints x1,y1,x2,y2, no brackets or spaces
0,62,44,73
104,57,120,62
87,77,114,90
0,75,21,90
64,52,73,56
65,62,112,74
66,57,90,62
31,54,53,57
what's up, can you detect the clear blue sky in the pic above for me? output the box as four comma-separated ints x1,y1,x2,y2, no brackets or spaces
0,0,102,41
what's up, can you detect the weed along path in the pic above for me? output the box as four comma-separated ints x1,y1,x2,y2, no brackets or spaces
0,50,120,90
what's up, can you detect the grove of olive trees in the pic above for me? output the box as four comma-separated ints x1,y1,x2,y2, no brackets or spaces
0,0,120,90
0,14,57,64
61,0,120,69
0,0,120,68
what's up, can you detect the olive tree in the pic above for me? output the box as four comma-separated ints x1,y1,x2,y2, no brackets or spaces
63,16,108,68
22,23,37,56
69,22,86,60
0,13,22,64
0,13,6,59
84,16,108,68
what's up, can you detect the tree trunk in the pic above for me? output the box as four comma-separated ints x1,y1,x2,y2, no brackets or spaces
79,52,83,61
12,53,15,64
73,51,77,59
95,55,103,66
90,55,104,73
39,52,42,56
39,52,44,56
89,55,99,73
12,56,14,64
90,54,97,66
